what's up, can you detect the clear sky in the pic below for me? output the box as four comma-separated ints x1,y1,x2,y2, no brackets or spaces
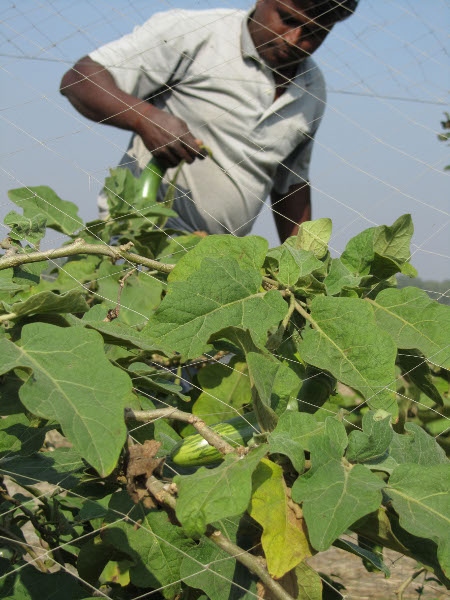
1,0,449,280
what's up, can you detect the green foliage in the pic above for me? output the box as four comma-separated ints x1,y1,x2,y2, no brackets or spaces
0,176,449,598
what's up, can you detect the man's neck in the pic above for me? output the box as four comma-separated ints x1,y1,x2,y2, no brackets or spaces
273,66,297,100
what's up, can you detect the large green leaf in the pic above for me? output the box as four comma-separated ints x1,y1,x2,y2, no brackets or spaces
346,411,393,463
7,185,83,235
364,422,448,474
103,496,193,599
371,287,450,369
324,258,363,296
145,257,287,359
0,447,85,489
192,358,251,423
179,516,258,600
341,214,413,277
246,352,295,431
292,459,383,551
96,261,163,325
168,235,268,282
174,445,267,537
268,412,325,473
385,463,450,576
4,211,47,246
299,296,398,413
1,289,89,319
249,458,311,577
0,567,89,599
0,323,131,476
292,218,332,259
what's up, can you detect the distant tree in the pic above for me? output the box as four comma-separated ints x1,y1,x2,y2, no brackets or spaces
438,111,450,170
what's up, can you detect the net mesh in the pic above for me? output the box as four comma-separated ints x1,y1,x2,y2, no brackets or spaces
0,1,449,598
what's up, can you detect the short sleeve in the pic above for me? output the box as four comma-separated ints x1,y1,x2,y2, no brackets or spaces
88,10,206,98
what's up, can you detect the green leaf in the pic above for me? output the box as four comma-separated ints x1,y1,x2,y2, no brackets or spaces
4,211,47,245
365,422,448,474
268,412,325,472
145,257,287,359
292,218,332,259
249,458,311,577
0,566,89,599
0,269,29,296
297,366,336,414
168,235,268,282
0,323,131,476
373,214,413,263
174,445,267,537
0,447,85,489
385,464,450,576
346,410,393,463
246,352,293,431
333,538,390,577
96,262,163,325
341,215,413,277
103,498,193,599
265,244,323,288
81,308,170,353
104,166,176,219
300,296,398,414
0,414,49,457
192,358,252,423
324,258,362,296
1,289,89,319
397,349,444,405
7,186,83,235
371,287,450,369
292,460,383,551
179,516,258,600
294,561,323,600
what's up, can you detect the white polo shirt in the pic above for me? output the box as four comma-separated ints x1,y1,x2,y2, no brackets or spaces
90,8,326,235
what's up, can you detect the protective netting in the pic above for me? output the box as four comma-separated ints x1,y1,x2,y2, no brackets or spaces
0,1,449,598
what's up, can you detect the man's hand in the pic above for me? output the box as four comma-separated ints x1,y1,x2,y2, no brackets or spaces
135,107,205,169
60,56,205,169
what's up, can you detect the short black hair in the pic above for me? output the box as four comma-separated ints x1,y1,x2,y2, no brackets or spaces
304,0,359,22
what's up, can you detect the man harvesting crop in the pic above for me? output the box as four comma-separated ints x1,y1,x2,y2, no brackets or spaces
60,0,358,241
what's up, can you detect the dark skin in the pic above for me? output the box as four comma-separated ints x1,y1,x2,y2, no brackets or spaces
60,0,343,241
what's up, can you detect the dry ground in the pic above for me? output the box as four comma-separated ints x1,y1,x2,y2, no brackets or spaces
308,545,449,600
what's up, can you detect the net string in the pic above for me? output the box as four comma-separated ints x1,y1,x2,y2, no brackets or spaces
1,2,448,596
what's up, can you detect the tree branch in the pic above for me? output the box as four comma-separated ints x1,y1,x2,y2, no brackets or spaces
145,476,296,600
124,407,240,457
0,238,175,274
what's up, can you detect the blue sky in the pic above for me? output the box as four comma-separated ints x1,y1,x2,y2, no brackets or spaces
1,0,449,280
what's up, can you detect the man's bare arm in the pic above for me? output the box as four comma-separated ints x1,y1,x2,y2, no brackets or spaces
270,183,311,242
60,56,204,168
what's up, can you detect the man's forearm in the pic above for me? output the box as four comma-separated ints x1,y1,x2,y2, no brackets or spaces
60,55,152,134
271,183,311,242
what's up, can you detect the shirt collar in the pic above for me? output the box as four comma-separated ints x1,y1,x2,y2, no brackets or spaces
240,8,313,87
241,9,260,61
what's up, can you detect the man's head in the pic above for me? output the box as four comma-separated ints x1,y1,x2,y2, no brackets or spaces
248,0,358,71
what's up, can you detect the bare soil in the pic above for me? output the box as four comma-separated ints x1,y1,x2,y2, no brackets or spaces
308,545,449,599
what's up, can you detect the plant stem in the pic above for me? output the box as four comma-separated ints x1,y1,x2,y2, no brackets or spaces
0,238,175,274
145,476,296,600
0,525,48,572
124,407,238,457
395,568,426,600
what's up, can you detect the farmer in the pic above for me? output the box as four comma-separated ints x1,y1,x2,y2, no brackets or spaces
60,0,358,241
